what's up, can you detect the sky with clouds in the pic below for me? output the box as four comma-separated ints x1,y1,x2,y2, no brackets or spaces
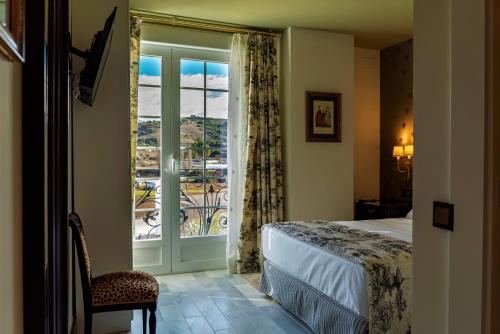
138,56,228,120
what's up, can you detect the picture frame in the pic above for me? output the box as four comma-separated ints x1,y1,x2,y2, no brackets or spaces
0,0,25,62
306,91,342,142
432,201,454,231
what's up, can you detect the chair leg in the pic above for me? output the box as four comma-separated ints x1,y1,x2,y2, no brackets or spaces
84,312,92,334
149,307,156,334
142,309,147,334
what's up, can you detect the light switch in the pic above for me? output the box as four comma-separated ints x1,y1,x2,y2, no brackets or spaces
433,201,454,231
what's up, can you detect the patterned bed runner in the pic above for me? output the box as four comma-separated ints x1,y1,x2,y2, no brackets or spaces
267,220,412,334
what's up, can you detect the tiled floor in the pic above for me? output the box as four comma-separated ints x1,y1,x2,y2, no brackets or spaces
129,270,313,334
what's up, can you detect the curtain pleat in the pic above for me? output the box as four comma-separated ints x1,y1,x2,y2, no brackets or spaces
130,17,142,209
227,34,249,273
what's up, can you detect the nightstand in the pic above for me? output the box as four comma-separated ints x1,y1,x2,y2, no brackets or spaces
355,200,412,220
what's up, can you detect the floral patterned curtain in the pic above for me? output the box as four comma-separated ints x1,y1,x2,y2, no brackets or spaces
130,16,142,203
236,33,284,273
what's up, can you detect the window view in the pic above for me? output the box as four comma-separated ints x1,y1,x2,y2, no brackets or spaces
0,0,7,27
180,59,229,237
134,55,162,240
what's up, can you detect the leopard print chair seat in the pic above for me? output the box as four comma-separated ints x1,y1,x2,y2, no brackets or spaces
69,213,158,334
92,271,159,307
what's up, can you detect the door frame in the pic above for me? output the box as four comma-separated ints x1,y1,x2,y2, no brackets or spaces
133,43,173,276
133,42,229,275
484,0,500,332
22,0,70,332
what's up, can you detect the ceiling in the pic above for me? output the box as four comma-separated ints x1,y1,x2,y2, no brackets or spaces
130,0,413,49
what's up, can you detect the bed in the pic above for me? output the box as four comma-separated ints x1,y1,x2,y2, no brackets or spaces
259,216,412,334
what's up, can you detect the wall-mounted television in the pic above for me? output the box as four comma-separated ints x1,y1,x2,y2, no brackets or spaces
72,7,117,106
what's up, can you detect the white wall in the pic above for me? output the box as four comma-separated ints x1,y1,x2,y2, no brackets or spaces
448,0,485,331
0,58,23,334
413,0,485,332
413,0,451,330
354,48,380,201
281,27,354,221
72,2,132,333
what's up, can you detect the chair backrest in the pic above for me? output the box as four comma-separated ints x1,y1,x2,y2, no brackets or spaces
69,213,93,309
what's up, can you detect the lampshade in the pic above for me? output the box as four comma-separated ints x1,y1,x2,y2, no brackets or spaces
392,145,404,157
404,145,414,157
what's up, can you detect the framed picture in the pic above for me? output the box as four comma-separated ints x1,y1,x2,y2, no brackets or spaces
305,91,342,142
0,0,25,62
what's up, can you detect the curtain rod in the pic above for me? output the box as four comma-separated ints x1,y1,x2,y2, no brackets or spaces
130,9,282,37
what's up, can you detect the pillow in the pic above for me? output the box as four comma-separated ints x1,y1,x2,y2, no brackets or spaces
406,209,413,219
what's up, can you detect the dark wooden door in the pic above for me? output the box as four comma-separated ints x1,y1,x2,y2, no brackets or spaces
485,0,500,332
23,0,70,332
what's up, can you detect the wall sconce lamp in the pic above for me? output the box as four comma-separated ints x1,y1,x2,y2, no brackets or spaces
393,145,414,180
403,144,414,159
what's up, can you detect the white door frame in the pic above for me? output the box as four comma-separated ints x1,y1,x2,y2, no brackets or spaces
133,44,173,275
133,42,230,275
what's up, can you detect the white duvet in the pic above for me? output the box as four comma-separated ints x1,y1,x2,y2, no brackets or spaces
262,218,412,318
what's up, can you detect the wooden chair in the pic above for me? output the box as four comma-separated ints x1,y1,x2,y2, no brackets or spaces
69,213,159,334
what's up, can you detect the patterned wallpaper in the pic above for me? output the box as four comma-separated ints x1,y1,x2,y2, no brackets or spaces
380,39,413,201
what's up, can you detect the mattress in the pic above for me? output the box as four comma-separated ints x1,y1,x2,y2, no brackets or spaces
261,218,412,319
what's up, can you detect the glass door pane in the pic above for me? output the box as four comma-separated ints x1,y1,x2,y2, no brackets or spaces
179,59,229,238
135,55,163,241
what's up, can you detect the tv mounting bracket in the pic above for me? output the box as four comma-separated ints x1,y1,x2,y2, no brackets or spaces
70,46,91,59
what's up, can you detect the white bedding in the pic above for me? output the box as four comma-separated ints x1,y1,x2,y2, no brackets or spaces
262,218,412,318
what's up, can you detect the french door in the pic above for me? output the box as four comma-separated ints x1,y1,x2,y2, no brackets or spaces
133,42,230,275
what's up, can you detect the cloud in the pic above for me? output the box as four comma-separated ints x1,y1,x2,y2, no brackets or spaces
207,91,228,119
138,86,161,117
181,74,228,90
181,74,203,88
141,73,228,90
139,75,161,86
206,75,228,90
180,90,228,119
139,75,229,119
181,89,204,117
